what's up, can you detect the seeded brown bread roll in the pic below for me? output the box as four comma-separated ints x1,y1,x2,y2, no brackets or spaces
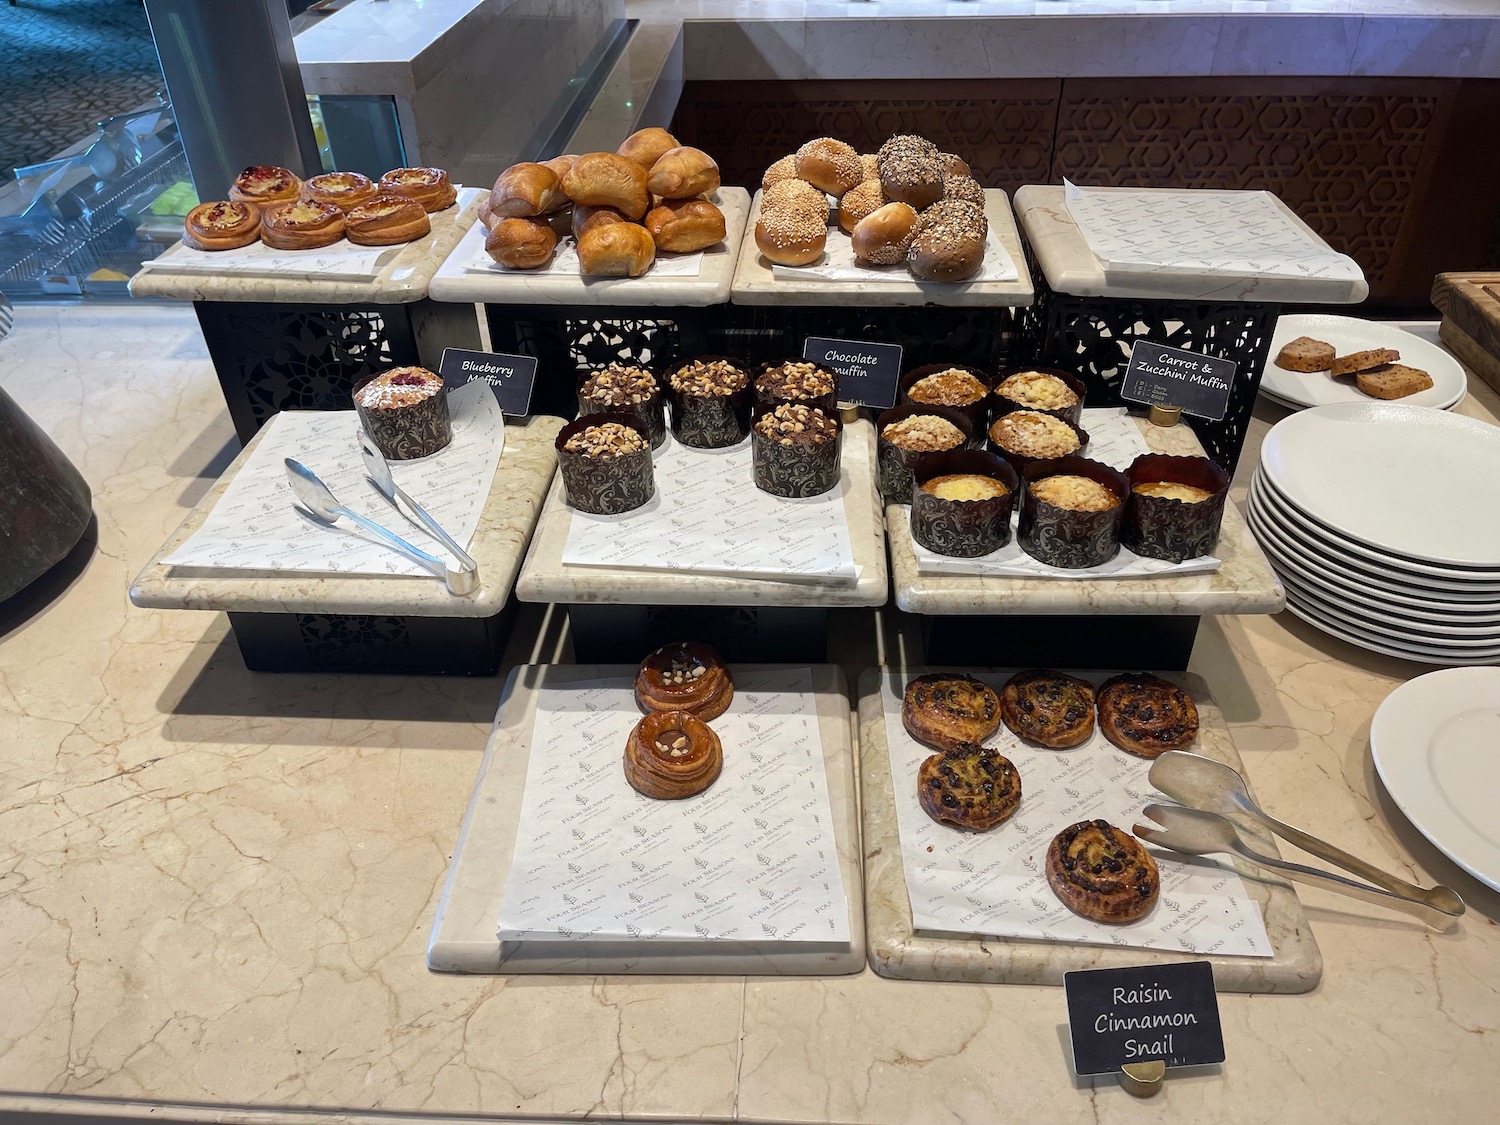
877,134,945,210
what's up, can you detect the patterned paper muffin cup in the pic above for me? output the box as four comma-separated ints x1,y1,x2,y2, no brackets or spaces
751,406,843,498
1121,453,1231,562
988,365,1088,426
555,412,655,515
576,367,667,449
986,412,1090,476
1018,456,1129,569
899,363,994,441
352,374,452,461
875,403,974,504
909,450,1020,557
667,354,753,449
753,357,840,417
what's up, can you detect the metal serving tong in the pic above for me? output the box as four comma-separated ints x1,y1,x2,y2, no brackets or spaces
356,432,479,594
1134,751,1465,931
285,458,477,596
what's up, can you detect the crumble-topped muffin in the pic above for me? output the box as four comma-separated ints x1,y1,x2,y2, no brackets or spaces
906,369,988,408
920,473,1010,501
882,414,967,452
995,371,1081,413
989,410,1081,459
1029,474,1119,512
1132,481,1213,503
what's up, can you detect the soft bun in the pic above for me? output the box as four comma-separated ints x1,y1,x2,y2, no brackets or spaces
646,146,721,200
573,203,628,239
540,154,578,184
645,199,726,252
762,154,799,189
851,202,918,266
617,127,680,170
838,179,887,233
909,217,984,282
761,178,827,220
489,162,566,218
577,221,656,276
486,217,557,269
562,152,650,219
795,138,863,197
755,208,827,266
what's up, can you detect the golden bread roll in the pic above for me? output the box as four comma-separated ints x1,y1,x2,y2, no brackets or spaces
489,162,566,218
646,146,721,200
562,152,650,219
476,194,497,230
851,201,918,266
860,153,880,180
485,217,557,269
762,154,799,189
573,203,628,239
539,154,577,183
617,127,680,170
795,137,863,196
577,221,656,276
838,179,887,233
644,199,726,252
755,208,827,266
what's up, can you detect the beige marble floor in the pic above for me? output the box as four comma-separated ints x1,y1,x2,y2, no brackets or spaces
0,304,1496,1125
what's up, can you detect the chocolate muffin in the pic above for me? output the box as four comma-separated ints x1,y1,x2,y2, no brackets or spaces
751,403,842,497
555,414,655,514
578,363,666,448
668,356,752,448
754,359,839,415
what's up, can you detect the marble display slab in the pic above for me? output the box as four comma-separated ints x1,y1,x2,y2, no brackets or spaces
127,189,486,305
427,187,750,306
129,415,562,618
1014,184,1370,304
888,415,1285,616
428,662,865,975
858,667,1322,992
515,418,888,607
732,188,1035,307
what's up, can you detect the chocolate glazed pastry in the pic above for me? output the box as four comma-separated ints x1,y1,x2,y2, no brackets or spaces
751,404,842,498
918,743,1022,832
667,356,752,448
1096,673,1200,758
1122,453,1231,563
901,672,1002,752
554,413,655,515
352,367,452,460
1046,820,1160,923
634,641,734,721
623,710,724,800
999,668,1096,749
910,450,1018,558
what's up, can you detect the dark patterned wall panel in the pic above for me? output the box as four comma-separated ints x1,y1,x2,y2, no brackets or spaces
671,80,1059,194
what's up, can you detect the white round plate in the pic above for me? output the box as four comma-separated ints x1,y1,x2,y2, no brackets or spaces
1251,473,1500,583
1259,314,1467,412
1371,668,1500,890
1279,571,1500,645
1259,403,1500,568
1248,510,1500,623
1283,598,1500,665
1247,484,1500,599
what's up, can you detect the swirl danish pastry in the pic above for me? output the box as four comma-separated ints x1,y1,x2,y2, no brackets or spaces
345,193,430,245
1046,819,1160,923
1095,673,1199,758
902,673,1002,752
999,668,1096,749
378,167,457,212
182,200,261,251
229,165,301,207
303,171,378,213
918,743,1021,832
260,199,345,250
635,642,734,720
623,710,723,800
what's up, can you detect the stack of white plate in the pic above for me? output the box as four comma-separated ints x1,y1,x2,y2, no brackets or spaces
1248,402,1500,665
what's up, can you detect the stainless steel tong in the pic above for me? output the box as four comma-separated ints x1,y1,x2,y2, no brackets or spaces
1134,751,1465,931
357,432,479,594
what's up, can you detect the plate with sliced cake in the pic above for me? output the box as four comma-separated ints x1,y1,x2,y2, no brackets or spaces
1259,313,1466,411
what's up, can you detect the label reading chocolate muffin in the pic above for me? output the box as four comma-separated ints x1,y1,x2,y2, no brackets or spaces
803,335,904,409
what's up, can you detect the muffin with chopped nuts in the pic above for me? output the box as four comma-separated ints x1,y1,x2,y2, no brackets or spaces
875,403,973,503
554,413,655,514
667,355,753,448
577,363,666,448
754,358,839,415
899,363,991,435
751,402,843,498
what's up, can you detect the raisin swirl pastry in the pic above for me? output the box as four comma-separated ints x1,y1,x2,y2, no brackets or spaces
1096,673,1200,758
901,673,1001,753
229,164,301,207
918,743,1021,832
303,171,378,213
378,166,457,212
999,669,1096,749
1046,819,1160,923
623,710,723,800
634,642,734,721
345,193,431,245
182,200,262,251
260,198,345,250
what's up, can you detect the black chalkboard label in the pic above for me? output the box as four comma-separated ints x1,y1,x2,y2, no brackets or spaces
802,336,905,410
439,347,538,417
1119,340,1236,421
1064,961,1225,1077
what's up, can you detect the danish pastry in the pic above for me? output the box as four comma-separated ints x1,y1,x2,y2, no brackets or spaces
303,171,377,213
182,200,262,251
623,710,723,800
228,165,301,207
259,199,345,250
918,743,1021,832
1046,820,1160,923
378,167,457,212
345,193,430,245
634,642,734,720
1095,673,1199,758
999,669,1096,749
902,673,1002,752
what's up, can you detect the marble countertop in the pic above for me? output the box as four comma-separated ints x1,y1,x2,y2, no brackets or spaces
732,188,1034,308
129,412,562,618
1013,184,1371,304
1,302,1499,1124
888,415,1286,616
128,190,486,305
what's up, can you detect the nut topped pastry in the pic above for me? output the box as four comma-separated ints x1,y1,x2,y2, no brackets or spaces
670,357,749,397
999,668,1096,749
902,672,1002,752
919,744,1022,833
1096,673,1199,758
989,410,1082,461
353,366,451,460
752,403,842,497
623,710,723,800
1046,820,1160,923
906,368,988,408
555,413,654,514
635,641,734,721
920,474,1009,501
755,359,837,409
669,357,752,448
581,363,658,408
881,414,967,453
754,402,838,444
562,421,649,457
994,370,1081,414
1029,474,1121,512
